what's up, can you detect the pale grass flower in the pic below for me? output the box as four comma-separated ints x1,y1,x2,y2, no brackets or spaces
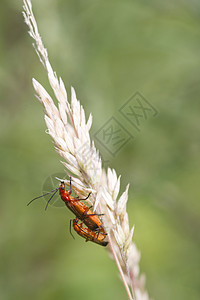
23,1,151,299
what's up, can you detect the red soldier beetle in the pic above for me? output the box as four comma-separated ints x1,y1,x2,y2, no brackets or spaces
59,179,106,235
71,218,108,247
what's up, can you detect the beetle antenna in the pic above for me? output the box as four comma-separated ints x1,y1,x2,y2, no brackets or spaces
45,188,59,210
27,188,59,206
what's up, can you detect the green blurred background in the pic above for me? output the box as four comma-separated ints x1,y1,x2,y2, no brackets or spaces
0,0,200,299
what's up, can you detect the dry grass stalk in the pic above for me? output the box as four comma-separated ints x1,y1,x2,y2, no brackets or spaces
23,1,151,299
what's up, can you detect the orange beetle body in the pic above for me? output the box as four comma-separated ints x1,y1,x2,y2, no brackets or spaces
59,182,106,235
72,218,108,247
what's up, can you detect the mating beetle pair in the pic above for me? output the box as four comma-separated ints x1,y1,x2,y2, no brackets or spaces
28,178,108,247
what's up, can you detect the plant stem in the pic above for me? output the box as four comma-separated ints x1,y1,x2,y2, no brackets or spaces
108,234,134,300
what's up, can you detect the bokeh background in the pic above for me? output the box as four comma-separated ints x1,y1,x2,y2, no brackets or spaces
1,0,200,299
